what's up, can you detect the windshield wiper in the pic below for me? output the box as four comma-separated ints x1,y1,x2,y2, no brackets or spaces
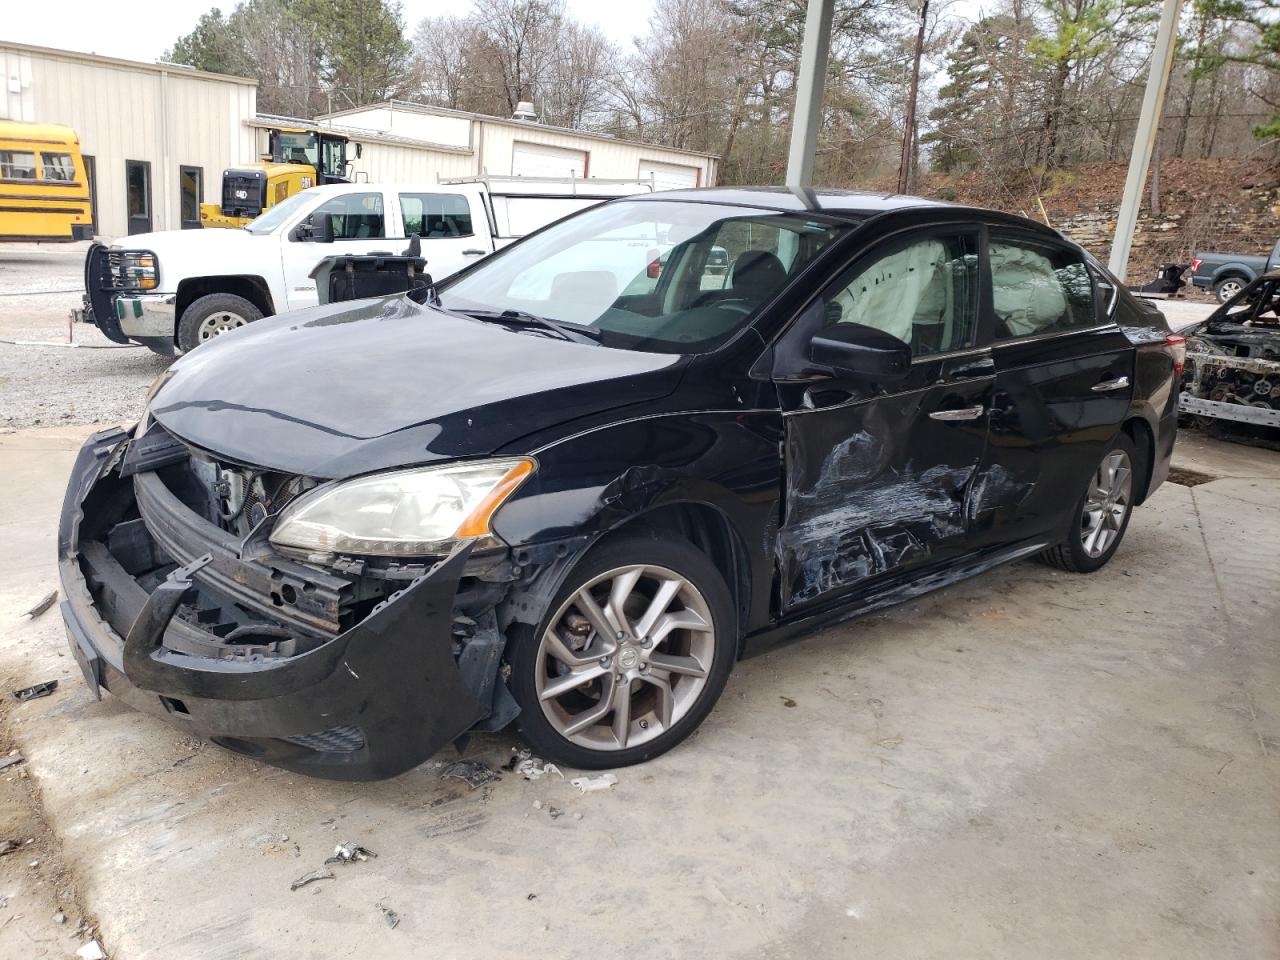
464,309,601,345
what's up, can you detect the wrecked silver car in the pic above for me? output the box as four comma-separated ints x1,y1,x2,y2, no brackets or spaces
1179,268,1280,429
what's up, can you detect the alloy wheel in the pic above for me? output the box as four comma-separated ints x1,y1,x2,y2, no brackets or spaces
1080,449,1132,558
197,311,249,340
535,563,716,751
1217,279,1242,302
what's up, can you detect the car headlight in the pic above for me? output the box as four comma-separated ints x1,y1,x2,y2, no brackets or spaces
118,251,158,290
269,458,534,558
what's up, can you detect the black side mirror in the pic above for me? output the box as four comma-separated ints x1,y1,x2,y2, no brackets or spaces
809,322,911,380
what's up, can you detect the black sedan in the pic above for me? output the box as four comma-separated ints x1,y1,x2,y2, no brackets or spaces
58,188,1184,780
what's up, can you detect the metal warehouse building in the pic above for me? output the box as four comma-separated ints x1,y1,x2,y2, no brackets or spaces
0,41,257,238
320,101,719,190
1,41,717,241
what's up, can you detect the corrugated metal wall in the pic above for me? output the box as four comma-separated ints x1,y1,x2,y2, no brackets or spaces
347,141,475,185
0,44,257,239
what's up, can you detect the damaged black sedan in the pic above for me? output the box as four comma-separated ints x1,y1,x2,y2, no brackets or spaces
59,188,1183,780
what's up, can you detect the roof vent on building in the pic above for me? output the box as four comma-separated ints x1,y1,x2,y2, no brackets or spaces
512,101,538,122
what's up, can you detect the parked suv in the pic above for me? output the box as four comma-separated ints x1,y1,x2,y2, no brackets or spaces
59,189,1182,780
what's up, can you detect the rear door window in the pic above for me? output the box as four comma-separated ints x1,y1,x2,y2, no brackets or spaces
989,236,1097,339
399,193,473,238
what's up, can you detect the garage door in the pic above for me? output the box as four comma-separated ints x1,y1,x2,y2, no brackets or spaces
639,160,701,191
511,141,588,178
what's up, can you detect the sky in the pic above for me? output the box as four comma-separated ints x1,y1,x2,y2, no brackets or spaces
4,1,659,63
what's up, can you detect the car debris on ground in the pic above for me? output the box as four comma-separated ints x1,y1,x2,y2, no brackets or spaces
76,940,106,960
12,680,57,702
377,902,400,929
325,842,376,865
570,773,618,794
0,751,24,771
506,748,563,781
21,589,58,619
440,761,500,789
290,868,335,892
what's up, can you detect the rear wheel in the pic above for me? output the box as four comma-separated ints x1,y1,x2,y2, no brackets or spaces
509,533,735,769
1039,434,1137,573
176,293,263,352
1213,276,1245,304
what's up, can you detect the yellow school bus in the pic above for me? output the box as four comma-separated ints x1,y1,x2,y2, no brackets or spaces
0,120,93,242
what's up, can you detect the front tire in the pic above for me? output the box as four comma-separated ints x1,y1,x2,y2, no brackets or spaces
176,293,263,352
509,532,736,769
1040,434,1138,573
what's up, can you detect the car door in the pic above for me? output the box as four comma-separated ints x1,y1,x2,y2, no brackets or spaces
394,188,492,282
281,190,399,311
966,228,1134,548
773,227,994,612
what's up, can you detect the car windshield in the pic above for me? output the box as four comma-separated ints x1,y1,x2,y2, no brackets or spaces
437,200,850,353
243,191,315,235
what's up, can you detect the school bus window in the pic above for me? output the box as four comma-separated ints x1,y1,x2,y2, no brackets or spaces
1,151,37,180
41,153,75,181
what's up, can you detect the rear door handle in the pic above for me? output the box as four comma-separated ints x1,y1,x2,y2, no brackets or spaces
462,248,486,256
928,405,985,422
1092,375,1131,392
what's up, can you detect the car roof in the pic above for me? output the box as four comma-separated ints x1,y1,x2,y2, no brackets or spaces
631,186,1059,235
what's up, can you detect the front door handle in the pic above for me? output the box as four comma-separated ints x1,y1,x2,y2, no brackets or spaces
929,405,985,422
1091,375,1131,392
461,248,486,256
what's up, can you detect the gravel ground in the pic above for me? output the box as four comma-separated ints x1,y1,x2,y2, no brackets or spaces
0,243,170,430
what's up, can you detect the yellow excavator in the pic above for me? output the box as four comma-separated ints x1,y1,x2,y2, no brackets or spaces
200,123,362,229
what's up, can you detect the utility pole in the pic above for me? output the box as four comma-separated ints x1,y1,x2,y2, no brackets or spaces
898,0,929,194
1108,0,1182,280
785,0,836,188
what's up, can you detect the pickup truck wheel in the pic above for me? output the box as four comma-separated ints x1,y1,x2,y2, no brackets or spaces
177,293,263,352
1213,276,1244,303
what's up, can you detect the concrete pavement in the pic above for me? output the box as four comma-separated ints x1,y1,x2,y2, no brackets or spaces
1,424,1277,959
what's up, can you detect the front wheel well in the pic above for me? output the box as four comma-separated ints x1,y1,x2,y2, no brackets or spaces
602,502,751,649
1121,416,1155,504
175,276,274,330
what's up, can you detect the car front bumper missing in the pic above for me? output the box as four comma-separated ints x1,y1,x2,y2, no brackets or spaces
57,428,502,781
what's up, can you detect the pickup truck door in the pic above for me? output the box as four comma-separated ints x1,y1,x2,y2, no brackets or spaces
392,187,493,283
280,189,402,311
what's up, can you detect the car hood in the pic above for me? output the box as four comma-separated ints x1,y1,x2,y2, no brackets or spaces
149,296,685,478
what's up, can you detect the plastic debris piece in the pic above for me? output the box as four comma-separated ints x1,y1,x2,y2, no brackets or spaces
290,868,335,891
13,680,58,702
440,761,500,789
379,904,400,929
325,842,376,865
54,910,66,924
76,941,106,960
0,753,24,771
22,590,58,619
507,748,564,781
0,840,14,857
570,773,618,794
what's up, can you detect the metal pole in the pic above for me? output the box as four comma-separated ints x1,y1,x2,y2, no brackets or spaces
785,0,836,188
897,0,929,194
1108,0,1182,280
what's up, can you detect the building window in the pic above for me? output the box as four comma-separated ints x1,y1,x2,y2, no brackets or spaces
126,160,152,234
0,151,37,180
41,153,76,181
180,166,203,229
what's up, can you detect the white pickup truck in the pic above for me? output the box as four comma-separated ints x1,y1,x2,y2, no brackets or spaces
81,176,654,354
